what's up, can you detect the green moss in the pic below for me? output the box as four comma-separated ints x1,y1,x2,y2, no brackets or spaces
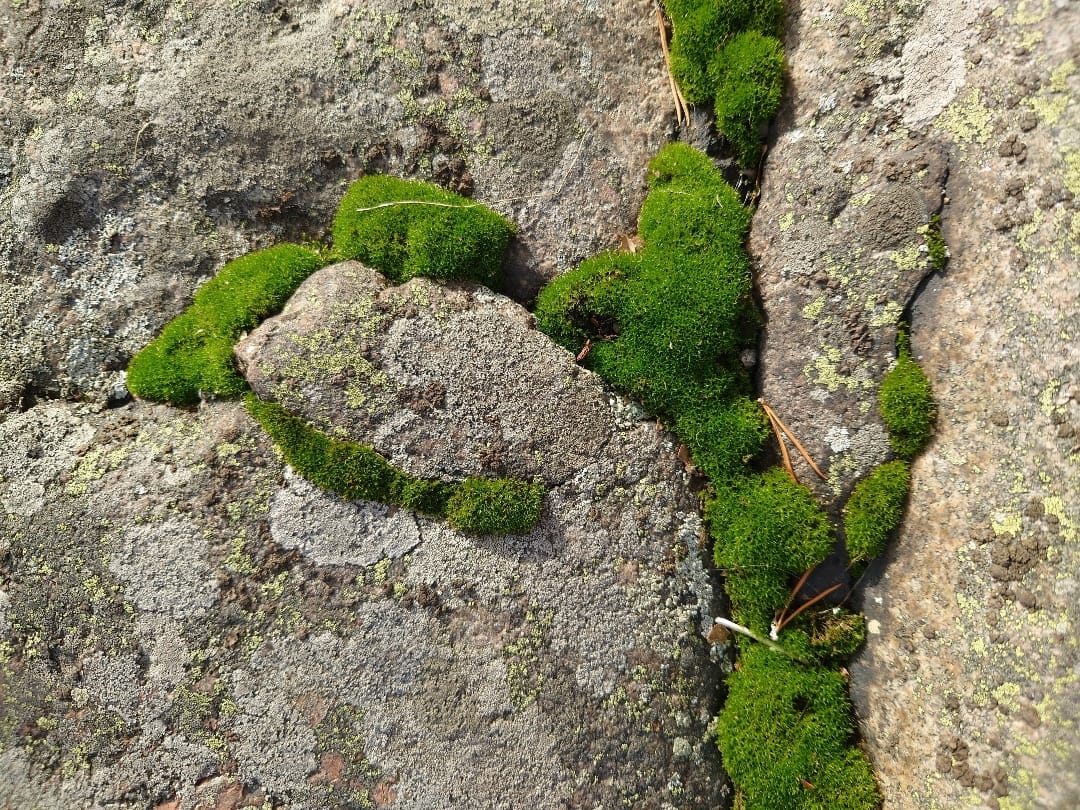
126,244,325,405
925,214,948,272
665,0,785,105
245,394,543,535
534,143,766,484
778,609,868,664
710,31,785,167
844,460,910,564
331,175,512,289
246,394,423,509
717,645,881,810
878,336,936,459
446,477,546,536
708,468,835,633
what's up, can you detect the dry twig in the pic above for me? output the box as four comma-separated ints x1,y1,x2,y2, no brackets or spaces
758,399,827,481
655,5,690,127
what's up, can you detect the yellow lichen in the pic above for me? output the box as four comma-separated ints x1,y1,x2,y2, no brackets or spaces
801,295,825,320
992,513,1022,536
936,89,993,146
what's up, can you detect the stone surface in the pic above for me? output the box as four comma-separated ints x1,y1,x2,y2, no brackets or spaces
0,0,674,409
753,0,1080,807
0,279,726,807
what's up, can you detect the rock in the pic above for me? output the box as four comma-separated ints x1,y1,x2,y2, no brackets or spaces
0,0,674,408
0,266,726,806
753,1,1080,808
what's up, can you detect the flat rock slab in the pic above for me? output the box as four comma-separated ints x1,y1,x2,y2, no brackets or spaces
237,260,613,485
0,0,672,409
0,269,726,807
755,0,1080,807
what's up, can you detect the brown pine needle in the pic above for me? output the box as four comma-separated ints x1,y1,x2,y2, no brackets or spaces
776,565,816,629
758,399,828,481
655,5,690,127
776,583,842,633
762,405,797,482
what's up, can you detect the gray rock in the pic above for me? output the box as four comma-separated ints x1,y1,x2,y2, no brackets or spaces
236,261,612,485
752,0,1080,807
0,0,673,409
233,260,725,807
0,277,725,807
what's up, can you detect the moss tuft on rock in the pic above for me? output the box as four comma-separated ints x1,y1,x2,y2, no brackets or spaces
246,394,544,536
710,31,785,167
665,0,785,105
126,244,325,405
879,336,936,459
535,143,766,484
331,175,512,289
664,0,785,166
708,468,834,634
446,477,546,536
717,645,881,810
843,460,910,564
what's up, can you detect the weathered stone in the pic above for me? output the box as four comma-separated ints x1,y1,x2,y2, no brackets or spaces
0,0,674,407
753,0,1080,808
0,271,726,807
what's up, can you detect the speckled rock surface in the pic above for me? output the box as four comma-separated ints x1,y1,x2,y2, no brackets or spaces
754,0,1080,807
0,0,673,409
0,293,726,807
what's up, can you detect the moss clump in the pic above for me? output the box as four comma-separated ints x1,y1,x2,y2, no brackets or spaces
246,395,543,535
446,478,546,536
778,609,868,664
126,244,324,405
717,645,881,810
844,460,910,564
710,31,785,167
331,175,512,289
664,0,785,167
535,143,767,484
925,214,948,272
878,337,936,459
708,468,834,633
665,0,785,105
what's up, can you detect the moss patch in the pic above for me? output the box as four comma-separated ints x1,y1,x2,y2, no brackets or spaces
879,334,937,459
126,244,325,405
710,31,785,167
535,143,767,484
246,395,543,535
331,175,512,290
844,460,910,565
717,645,880,810
664,0,785,167
446,478,545,536
708,468,835,635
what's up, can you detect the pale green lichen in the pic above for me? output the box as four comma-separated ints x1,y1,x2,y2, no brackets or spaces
801,295,825,320
936,89,993,146
1028,58,1074,125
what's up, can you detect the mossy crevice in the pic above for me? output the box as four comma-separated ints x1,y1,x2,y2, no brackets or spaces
126,244,326,405
331,175,513,290
879,330,937,460
127,177,542,536
664,0,786,167
245,395,544,535
535,143,768,485
534,140,882,807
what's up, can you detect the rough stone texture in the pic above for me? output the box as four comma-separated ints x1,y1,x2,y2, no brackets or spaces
237,261,612,485
236,260,726,807
754,0,1080,807
0,0,674,409
0,290,726,807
